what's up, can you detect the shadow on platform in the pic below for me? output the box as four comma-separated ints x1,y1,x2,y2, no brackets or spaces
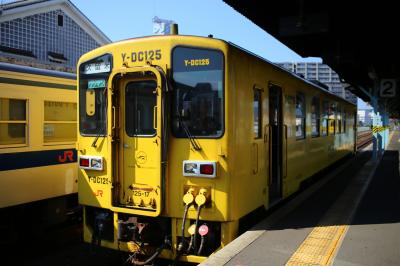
248,149,399,232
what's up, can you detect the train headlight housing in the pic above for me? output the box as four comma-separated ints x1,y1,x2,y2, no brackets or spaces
183,161,216,178
79,155,103,170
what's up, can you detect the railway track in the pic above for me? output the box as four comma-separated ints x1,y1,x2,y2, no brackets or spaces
357,130,373,149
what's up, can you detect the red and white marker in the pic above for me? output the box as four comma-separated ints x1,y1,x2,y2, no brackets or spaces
198,224,209,236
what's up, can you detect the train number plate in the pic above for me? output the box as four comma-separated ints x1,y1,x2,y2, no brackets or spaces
132,189,150,197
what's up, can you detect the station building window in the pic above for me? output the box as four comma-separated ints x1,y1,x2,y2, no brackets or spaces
311,96,320,137
0,98,27,146
295,92,306,139
322,100,329,136
57,14,64,27
44,101,77,143
253,88,262,138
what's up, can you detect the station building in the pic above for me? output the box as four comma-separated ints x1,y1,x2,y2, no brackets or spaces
0,0,110,72
278,62,358,104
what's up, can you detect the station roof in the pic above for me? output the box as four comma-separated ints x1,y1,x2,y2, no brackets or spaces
223,0,400,117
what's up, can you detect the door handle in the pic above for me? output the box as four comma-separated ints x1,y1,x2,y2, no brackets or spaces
266,124,272,186
153,106,158,130
112,106,117,130
264,124,272,143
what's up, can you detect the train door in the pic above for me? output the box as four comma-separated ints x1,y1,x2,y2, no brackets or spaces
268,84,283,203
113,68,164,217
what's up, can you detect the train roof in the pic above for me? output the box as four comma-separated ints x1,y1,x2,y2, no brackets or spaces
0,62,76,80
81,34,355,106
227,41,356,106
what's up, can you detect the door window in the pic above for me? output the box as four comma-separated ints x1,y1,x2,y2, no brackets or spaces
125,80,157,136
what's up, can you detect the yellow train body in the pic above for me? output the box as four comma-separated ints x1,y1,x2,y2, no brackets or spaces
0,63,78,210
77,35,356,263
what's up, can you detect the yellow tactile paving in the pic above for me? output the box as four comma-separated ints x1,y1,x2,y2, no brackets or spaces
286,225,349,266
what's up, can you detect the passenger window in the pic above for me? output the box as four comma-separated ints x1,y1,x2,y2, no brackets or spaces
336,105,342,134
295,92,306,139
311,97,320,137
253,88,262,138
321,100,328,136
343,111,347,133
328,102,336,135
0,98,27,146
44,101,77,143
125,80,157,136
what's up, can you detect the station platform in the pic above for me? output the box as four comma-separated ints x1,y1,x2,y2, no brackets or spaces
200,131,400,266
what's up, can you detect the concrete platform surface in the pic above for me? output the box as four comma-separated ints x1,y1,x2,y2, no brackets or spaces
334,131,400,266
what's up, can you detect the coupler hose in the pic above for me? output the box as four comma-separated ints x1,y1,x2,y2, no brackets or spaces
172,189,195,264
197,224,209,256
193,189,207,254
193,204,203,252
130,237,170,266
186,224,196,253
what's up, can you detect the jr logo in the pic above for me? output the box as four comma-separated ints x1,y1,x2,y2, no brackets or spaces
94,190,103,197
58,150,74,163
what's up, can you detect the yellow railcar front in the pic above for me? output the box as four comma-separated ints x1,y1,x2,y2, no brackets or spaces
77,35,356,264
78,36,231,263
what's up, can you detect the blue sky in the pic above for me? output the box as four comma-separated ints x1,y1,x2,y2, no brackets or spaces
70,0,370,108
70,0,320,62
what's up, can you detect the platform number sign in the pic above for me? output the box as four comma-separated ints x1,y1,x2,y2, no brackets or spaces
380,79,396,97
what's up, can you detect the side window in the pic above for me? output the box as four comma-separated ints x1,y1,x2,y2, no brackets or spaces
311,97,320,137
343,110,347,133
44,101,77,143
0,98,27,146
328,102,336,135
295,92,306,140
336,105,342,134
253,88,262,138
321,100,328,136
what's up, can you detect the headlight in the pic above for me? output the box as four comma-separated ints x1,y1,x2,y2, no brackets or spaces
79,155,103,170
183,161,216,178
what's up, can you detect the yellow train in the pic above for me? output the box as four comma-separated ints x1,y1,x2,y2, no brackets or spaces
0,62,78,237
77,34,356,264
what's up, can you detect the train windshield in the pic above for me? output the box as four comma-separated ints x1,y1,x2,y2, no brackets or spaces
78,54,111,136
172,47,224,138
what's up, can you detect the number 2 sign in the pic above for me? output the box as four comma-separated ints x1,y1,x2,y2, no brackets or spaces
380,79,396,97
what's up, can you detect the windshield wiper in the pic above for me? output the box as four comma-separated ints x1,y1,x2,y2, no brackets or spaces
91,132,102,147
178,115,202,151
158,65,201,152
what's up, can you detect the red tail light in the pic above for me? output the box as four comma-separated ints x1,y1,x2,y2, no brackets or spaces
80,158,90,167
200,164,214,175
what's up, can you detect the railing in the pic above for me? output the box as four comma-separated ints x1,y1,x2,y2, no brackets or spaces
357,129,373,149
